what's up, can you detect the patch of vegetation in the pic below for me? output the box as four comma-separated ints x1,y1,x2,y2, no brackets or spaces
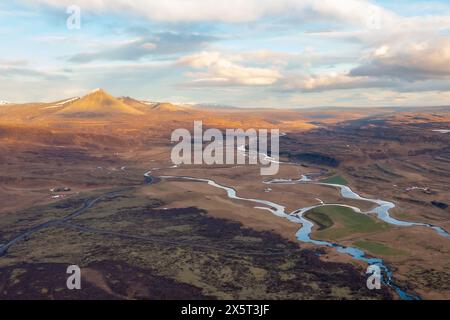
431,201,448,210
282,152,340,167
0,261,209,300
308,206,389,240
304,211,333,230
373,163,402,178
320,175,348,185
408,267,450,291
0,189,392,300
353,240,407,256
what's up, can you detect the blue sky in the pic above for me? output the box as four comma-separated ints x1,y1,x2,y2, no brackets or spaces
2,0,450,107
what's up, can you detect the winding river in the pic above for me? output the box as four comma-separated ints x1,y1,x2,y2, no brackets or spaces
144,138,450,300
152,157,449,300
156,174,420,300
265,174,450,239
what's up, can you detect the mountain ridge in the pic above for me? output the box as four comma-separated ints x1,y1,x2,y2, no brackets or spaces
56,89,144,117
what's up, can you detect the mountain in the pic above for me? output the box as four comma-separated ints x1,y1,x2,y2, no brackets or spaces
56,89,143,117
148,102,186,112
118,96,148,109
194,103,237,109
0,100,10,105
119,97,189,112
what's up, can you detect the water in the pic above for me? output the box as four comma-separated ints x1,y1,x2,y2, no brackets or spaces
432,129,450,134
158,145,450,299
265,174,450,238
158,174,420,300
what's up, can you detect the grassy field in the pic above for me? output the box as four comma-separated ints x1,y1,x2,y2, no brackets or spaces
353,240,407,256
304,210,333,230
305,205,389,240
320,175,348,185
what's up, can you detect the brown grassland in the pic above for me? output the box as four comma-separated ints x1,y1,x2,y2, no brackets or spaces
0,89,449,299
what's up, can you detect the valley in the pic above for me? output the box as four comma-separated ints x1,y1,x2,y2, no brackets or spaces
0,89,449,300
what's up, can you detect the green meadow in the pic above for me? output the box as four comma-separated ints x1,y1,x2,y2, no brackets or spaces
305,206,389,241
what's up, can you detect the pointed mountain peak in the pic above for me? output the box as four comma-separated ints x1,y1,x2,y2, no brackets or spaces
91,88,103,93
56,88,143,117
86,88,112,97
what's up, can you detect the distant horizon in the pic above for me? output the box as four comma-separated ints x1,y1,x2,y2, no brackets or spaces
3,87,450,111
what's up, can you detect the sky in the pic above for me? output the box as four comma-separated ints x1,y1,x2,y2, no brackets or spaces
2,0,450,107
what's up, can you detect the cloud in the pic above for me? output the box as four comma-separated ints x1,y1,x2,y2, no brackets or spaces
0,59,177,102
28,0,392,27
0,60,66,81
179,51,282,86
176,49,430,93
236,49,358,71
287,73,362,91
68,32,217,63
287,88,450,108
350,38,450,80
0,59,29,67
8,0,450,106
280,72,393,92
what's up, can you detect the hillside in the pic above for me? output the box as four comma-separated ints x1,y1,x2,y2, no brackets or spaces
117,97,149,110
57,89,143,117
149,102,186,112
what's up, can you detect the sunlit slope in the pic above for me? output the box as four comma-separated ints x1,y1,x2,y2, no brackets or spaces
57,89,143,117
150,102,187,112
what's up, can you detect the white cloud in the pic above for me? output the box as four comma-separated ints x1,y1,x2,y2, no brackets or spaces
281,72,383,92
374,45,389,57
351,37,450,79
179,51,282,86
29,0,393,26
293,73,361,90
67,33,215,63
